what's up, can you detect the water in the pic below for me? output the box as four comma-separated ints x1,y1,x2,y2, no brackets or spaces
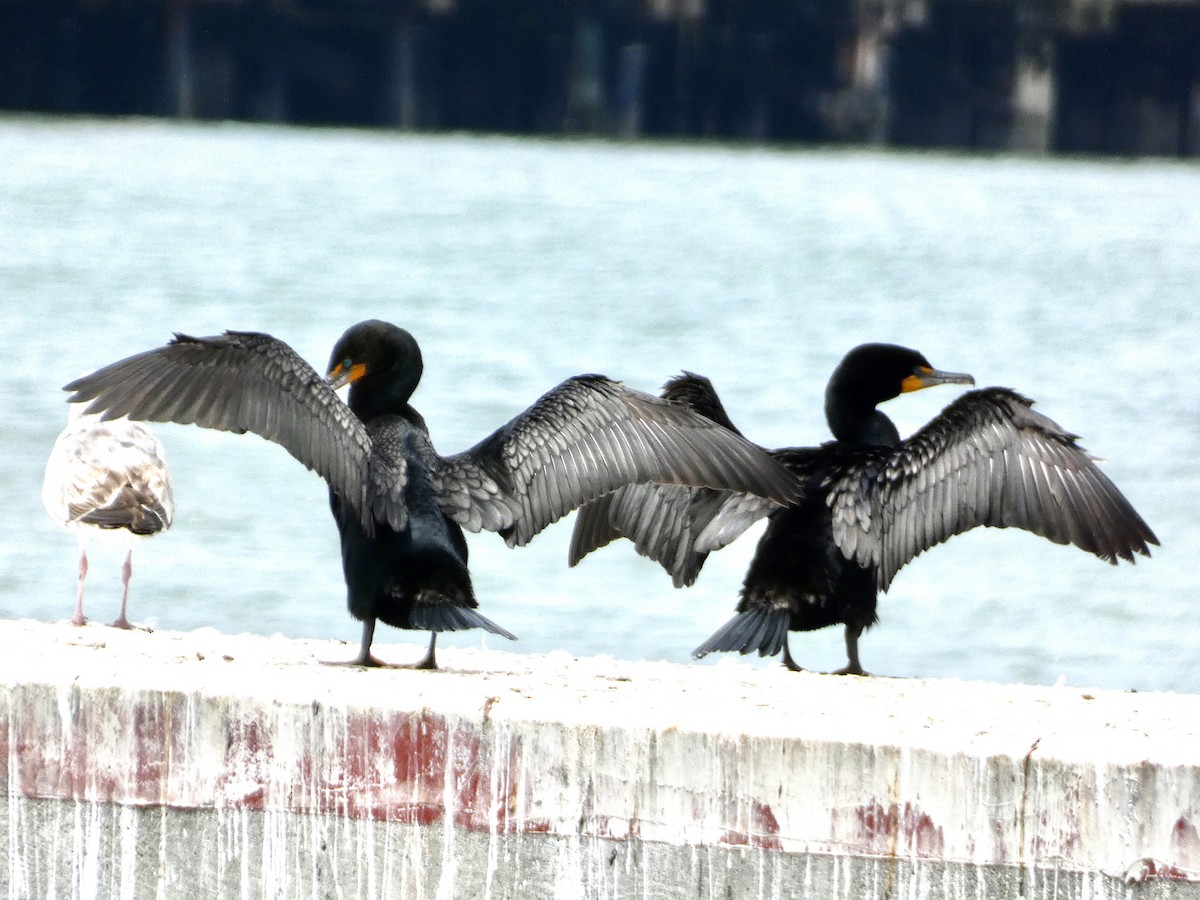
1,115,1196,693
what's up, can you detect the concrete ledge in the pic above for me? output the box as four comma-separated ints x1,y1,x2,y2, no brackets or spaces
2,619,1199,899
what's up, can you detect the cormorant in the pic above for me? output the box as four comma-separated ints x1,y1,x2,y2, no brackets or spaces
42,403,175,629
570,343,1158,674
65,320,800,668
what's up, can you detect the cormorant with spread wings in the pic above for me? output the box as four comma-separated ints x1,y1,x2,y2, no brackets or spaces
569,343,1157,674
65,320,800,668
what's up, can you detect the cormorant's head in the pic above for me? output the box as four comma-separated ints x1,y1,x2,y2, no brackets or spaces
327,320,423,412
830,343,974,407
825,343,974,443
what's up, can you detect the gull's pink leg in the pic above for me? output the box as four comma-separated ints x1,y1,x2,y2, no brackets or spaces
72,546,88,626
112,548,134,630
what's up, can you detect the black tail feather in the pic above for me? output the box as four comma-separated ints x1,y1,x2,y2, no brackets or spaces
409,602,518,640
692,607,789,659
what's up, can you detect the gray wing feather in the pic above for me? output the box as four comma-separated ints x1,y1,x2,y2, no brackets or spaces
569,482,719,587
569,480,781,587
361,420,410,533
692,491,778,554
63,331,373,527
691,447,828,556
830,388,1157,591
439,375,799,548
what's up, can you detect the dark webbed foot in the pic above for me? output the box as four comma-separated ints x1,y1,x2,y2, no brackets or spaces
321,620,397,668
321,623,441,670
780,629,872,675
831,624,869,675
830,662,870,676
323,652,396,668
408,634,438,671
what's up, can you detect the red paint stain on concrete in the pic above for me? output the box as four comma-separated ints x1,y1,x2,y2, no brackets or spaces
318,709,452,824
219,712,273,811
1030,784,1082,860
131,699,169,805
0,711,8,793
1171,816,1200,871
2,688,525,832
720,800,783,850
294,709,522,830
1125,858,1199,883
990,817,1007,861
851,800,944,858
450,726,519,833
14,687,126,802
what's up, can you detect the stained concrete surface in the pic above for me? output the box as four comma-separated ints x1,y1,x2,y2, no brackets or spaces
1,619,1198,899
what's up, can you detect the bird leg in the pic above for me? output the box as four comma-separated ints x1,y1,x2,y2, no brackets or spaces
409,633,439,671
324,619,392,667
781,639,804,672
831,624,868,676
323,623,440,670
72,547,88,626
111,548,135,630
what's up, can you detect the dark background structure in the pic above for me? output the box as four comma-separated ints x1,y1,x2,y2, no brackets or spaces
2,0,1199,156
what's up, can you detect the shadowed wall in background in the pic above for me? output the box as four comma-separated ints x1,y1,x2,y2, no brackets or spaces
0,0,1197,155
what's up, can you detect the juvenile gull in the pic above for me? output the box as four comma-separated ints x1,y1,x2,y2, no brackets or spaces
43,404,174,629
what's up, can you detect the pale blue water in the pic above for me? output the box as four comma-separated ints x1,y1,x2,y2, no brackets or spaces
2,115,1197,693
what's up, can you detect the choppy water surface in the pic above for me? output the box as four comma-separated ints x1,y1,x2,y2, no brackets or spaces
2,115,1196,692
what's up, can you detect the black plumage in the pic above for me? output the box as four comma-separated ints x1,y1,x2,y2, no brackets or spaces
65,319,800,668
569,343,1158,674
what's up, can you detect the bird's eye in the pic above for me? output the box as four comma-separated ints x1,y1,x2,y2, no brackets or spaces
343,357,353,370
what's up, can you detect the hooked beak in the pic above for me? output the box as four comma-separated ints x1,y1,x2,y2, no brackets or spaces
900,365,975,393
327,361,367,390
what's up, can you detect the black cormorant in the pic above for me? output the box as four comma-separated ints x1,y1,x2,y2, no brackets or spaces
42,405,175,629
65,320,800,668
569,343,1158,674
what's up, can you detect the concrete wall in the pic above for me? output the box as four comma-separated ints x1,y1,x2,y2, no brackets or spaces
2,619,1199,899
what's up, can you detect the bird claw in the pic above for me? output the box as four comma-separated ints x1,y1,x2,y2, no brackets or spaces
830,664,871,676
320,654,442,671
322,654,394,668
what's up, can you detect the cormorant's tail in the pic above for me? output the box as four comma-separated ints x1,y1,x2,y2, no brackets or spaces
692,607,789,659
409,602,517,640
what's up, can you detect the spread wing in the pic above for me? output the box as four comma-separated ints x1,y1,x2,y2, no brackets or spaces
829,388,1159,591
568,372,787,585
437,374,801,548
569,484,730,587
63,331,374,529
